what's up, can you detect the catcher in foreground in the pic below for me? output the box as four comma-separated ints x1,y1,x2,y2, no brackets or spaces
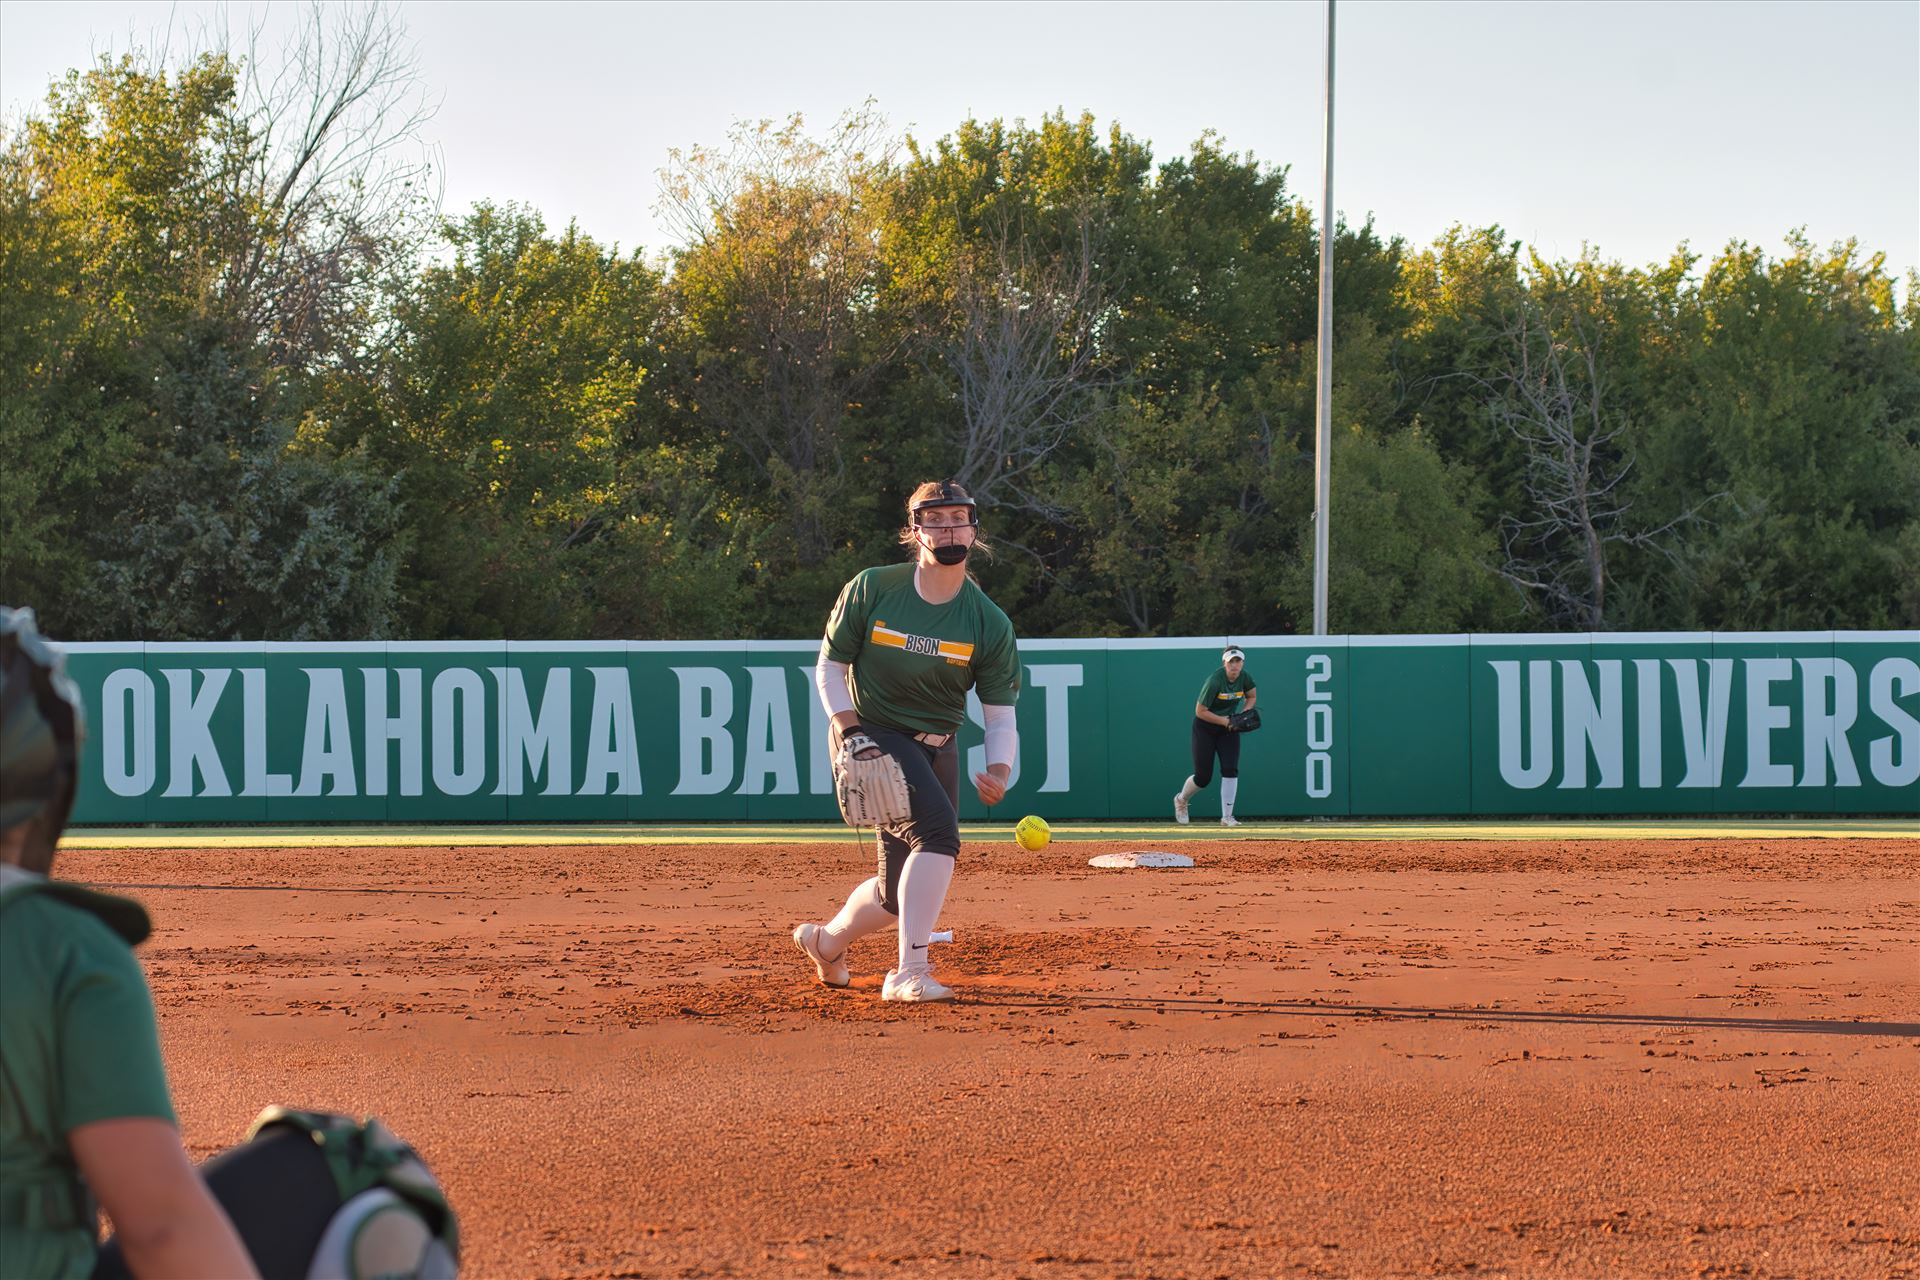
793,480,1021,1003
0,607,458,1280
1173,645,1259,827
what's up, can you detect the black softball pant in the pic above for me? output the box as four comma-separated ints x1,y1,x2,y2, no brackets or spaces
848,722,961,914
1190,718,1240,788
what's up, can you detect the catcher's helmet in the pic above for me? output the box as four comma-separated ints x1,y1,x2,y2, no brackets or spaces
908,480,978,526
0,607,84,833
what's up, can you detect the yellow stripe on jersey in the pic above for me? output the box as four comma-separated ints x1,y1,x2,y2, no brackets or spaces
868,622,973,664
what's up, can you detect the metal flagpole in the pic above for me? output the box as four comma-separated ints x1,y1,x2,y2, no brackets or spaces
1311,0,1336,636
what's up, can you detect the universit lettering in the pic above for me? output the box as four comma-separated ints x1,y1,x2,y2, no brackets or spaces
1489,656,1920,791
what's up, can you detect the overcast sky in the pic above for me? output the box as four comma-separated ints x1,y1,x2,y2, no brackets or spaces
3,0,1915,281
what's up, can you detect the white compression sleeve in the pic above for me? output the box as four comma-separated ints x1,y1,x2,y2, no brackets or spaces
982,702,1017,771
815,653,854,719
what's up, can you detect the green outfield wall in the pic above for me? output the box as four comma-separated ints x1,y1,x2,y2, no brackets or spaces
58,633,1919,824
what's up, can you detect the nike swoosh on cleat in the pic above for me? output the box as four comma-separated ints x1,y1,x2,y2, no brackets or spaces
912,943,928,950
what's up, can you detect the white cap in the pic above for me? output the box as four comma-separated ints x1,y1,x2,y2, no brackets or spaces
1221,646,1245,662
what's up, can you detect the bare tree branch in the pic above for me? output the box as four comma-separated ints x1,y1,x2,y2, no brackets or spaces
1479,298,1715,629
933,200,1119,519
657,107,899,563
215,2,441,367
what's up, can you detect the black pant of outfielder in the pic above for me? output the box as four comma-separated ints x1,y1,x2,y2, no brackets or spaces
1189,718,1240,789
836,721,961,913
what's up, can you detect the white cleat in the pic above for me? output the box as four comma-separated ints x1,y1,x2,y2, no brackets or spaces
1173,791,1190,824
881,968,954,1003
1220,815,1241,828
793,923,850,988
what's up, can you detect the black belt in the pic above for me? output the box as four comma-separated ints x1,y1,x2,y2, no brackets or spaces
913,730,955,748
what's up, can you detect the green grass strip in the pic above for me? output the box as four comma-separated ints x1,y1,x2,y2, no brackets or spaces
58,817,1919,848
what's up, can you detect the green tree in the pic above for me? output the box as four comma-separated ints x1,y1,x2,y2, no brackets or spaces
1278,423,1505,633
0,55,244,629
880,113,1152,517
1391,227,1531,516
78,325,403,640
10,43,1914,643
1,33,422,638
1661,236,1920,628
342,203,741,639
656,108,898,618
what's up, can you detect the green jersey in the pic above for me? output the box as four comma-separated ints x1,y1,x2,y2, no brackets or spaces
1196,667,1256,719
822,563,1020,736
0,868,174,1280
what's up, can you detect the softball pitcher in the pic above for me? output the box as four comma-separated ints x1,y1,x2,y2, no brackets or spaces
793,480,1021,1002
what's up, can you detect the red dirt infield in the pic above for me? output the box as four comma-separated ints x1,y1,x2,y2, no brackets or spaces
63,835,1919,1279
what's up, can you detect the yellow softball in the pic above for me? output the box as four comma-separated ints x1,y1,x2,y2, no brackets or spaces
1014,814,1051,851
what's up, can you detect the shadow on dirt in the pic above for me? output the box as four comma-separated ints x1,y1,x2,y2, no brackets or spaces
963,991,1920,1039
89,882,472,896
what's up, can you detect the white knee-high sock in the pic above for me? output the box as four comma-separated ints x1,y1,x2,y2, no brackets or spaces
1221,776,1239,819
896,851,956,975
1179,775,1200,801
821,876,892,958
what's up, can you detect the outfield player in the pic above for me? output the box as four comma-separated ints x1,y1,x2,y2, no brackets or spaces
1173,645,1257,826
793,480,1021,1002
0,608,457,1279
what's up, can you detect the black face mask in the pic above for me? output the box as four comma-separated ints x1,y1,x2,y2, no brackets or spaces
929,543,969,565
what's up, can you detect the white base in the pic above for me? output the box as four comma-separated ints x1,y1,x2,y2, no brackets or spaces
1088,851,1196,869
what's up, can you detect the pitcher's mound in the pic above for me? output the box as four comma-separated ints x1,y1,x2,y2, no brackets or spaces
1088,851,1195,869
